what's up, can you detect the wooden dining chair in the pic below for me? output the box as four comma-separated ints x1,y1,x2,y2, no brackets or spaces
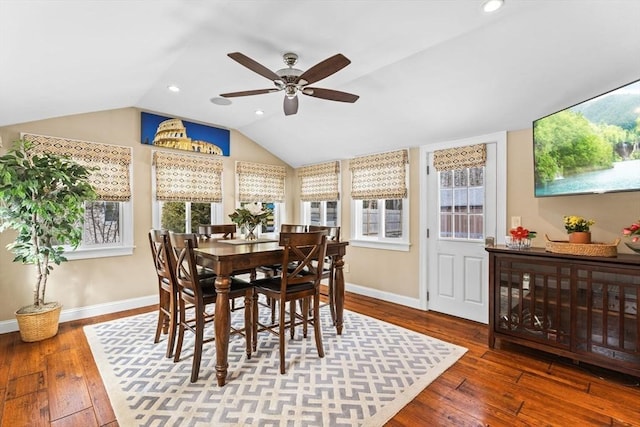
256,224,309,322
251,231,328,374
308,225,341,324
198,223,236,239
169,231,255,382
198,223,256,289
256,224,307,277
148,229,178,358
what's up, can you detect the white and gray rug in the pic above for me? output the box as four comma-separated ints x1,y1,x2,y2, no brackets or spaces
84,304,466,426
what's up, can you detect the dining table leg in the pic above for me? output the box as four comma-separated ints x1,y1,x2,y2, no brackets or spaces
214,275,231,386
333,254,345,335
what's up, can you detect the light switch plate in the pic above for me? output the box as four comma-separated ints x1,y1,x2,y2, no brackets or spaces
511,216,521,228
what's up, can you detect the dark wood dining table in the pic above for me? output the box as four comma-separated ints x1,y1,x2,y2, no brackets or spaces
194,237,349,386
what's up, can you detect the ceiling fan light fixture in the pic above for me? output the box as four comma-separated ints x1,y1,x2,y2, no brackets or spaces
222,51,359,116
285,85,297,98
482,0,504,13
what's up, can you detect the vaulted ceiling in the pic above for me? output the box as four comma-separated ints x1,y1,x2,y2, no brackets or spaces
1,1,639,167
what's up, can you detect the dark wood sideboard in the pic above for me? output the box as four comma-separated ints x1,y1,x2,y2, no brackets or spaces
486,245,640,377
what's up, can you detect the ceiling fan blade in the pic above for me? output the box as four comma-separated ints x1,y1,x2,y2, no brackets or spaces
220,88,281,98
303,87,359,103
297,54,351,85
227,52,282,82
283,95,299,116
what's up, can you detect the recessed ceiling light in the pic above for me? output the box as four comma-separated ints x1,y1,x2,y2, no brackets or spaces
167,85,180,92
255,110,264,116
482,0,504,13
210,97,232,106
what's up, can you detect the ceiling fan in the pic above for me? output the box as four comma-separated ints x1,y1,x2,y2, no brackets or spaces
220,52,359,116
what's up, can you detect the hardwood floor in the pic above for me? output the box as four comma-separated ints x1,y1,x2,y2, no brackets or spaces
1,291,639,426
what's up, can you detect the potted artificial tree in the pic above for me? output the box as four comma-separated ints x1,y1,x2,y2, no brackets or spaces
0,139,97,342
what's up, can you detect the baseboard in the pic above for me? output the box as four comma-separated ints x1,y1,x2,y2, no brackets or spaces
0,295,158,334
345,282,422,309
0,284,420,335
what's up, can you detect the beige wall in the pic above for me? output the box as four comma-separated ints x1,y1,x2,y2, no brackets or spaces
336,148,421,299
507,129,640,249
0,108,292,322
1,110,639,325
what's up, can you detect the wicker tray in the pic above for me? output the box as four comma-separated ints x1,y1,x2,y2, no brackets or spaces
544,234,620,257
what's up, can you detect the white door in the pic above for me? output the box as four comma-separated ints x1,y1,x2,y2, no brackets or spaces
424,133,505,324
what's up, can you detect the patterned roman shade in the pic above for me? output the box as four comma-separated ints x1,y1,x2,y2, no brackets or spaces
433,143,486,171
153,151,223,202
350,149,408,200
298,161,340,202
23,133,132,201
236,161,286,202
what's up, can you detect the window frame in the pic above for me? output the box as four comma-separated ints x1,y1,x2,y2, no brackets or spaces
151,164,225,232
301,200,340,227
64,199,134,260
350,196,410,251
350,159,410,251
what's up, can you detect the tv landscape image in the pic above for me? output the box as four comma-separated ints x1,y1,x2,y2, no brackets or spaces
533,78,640,197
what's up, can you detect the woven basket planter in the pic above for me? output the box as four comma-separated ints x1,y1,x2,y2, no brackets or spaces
15,303,62,342
544,234,620,257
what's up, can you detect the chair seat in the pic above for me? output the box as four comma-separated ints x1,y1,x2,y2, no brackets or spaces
185,276,254,298
252,277,315,294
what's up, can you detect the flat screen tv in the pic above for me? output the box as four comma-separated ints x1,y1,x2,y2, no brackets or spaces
533,78,640,197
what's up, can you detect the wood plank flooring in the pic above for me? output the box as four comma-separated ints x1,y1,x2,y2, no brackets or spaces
1,291,639,426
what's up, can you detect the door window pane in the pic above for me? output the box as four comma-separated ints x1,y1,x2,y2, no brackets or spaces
439,166,484,240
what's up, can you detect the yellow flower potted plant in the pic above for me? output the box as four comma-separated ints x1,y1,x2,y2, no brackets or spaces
563,215,595,244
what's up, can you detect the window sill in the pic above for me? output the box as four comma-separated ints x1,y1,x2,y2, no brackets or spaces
63,246,135,260
348,239,411,252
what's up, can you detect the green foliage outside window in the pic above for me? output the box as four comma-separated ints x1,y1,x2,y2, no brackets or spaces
161,202,212,233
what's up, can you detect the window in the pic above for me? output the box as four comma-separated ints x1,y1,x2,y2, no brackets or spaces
152,150,224,232
84,201,121,245
302,200,339,226
298,161,340,227
158,201,223,233
433,143,487,241
236,161,286,235
350,149,409,250
22,133,133,259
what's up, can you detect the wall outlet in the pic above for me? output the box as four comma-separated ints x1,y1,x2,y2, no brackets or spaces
343,263,350,273
523,273,530,290
511,216,522,228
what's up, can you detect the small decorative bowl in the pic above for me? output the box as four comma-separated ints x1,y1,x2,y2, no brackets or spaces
624,241,640,254
505,236,532,250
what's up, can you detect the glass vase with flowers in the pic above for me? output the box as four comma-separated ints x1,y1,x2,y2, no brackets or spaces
229,202,272,240
622,220,640,254
563,215,595,244
506,226,536,249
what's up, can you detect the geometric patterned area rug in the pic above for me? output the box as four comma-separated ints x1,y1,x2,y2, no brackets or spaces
84,305,466,427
